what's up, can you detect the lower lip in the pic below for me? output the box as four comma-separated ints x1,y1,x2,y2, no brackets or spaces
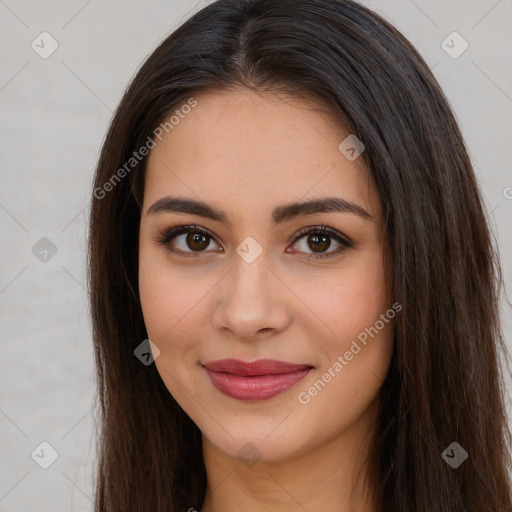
203,367,312,401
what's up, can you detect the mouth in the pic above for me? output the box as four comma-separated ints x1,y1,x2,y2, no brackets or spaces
202,359,314,401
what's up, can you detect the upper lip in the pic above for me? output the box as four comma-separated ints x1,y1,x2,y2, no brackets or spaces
202,358,314,376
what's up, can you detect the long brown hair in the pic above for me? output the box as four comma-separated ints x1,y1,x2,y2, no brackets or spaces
87,0,512,510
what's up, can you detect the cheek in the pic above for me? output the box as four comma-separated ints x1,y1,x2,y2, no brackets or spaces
139,249,187,343
294,255,393,432
138,251,216,354
139,271,192,343
139,258,169,340
138,264,203,398
294,251,389,351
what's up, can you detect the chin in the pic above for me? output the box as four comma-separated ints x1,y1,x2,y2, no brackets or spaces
205,431,307,465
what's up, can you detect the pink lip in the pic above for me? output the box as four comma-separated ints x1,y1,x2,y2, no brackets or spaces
202,359,314,401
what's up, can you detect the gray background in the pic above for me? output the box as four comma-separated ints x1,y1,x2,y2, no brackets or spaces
0,0,511,510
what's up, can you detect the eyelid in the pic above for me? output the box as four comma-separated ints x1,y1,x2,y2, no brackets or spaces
290,224,352,246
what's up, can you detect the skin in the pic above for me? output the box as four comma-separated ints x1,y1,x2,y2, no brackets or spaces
138,87,394,512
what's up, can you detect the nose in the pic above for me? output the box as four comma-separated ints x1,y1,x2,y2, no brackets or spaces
212,250,292,341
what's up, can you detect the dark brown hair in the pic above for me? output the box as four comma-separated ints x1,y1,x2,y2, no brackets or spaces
87,0,512,510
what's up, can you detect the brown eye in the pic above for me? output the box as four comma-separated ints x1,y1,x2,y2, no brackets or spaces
185,232,210,251
306,233,331,253
155,224,221,257
290,225,353,260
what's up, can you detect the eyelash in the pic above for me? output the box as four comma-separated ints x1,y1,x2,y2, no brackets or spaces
154,223,353,260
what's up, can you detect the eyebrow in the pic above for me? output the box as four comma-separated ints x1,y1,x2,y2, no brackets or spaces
146,196,373,225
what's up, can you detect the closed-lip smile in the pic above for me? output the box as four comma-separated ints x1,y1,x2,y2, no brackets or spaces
202,358,314,401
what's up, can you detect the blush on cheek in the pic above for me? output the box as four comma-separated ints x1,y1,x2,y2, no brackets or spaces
315,288,388,351
140,292,206,353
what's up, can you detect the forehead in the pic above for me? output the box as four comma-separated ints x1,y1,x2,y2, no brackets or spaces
143,87,380,223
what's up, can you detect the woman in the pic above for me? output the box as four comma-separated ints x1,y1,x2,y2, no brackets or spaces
87,0,512,510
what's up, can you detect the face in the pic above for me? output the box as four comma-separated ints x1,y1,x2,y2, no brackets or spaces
138,87,394,463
